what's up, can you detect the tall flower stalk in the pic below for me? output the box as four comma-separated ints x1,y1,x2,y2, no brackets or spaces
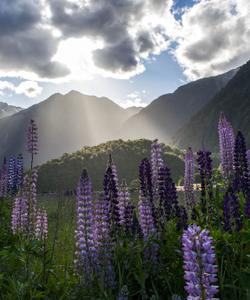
0,158,8,197
26,119,38,170
118,180,134,232
151,139,164,196
247,150,250,172
233,131,249,193
103,155,120,230
35,208,48,240
158,165,180,223
21,168,38,234
8,155,17,193
223,188,242,232
182,224,219,299
16,154,24,190
75,169,94,277
139,158,156,225
138,192,157,239
11,196,28,234
93,192,116,288
138,191,158,266
233,131,250,218
197,150,213,215
218,113,235,178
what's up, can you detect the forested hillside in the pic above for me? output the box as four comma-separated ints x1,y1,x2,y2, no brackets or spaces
38,139,184,192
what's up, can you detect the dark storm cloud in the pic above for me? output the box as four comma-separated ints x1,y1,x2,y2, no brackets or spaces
49,0,144,41
49,0,168,73
0,0,40,35
184,31,230,62
137,31,155,53
0,0,171,78
0,0,69,78
93,38,138,72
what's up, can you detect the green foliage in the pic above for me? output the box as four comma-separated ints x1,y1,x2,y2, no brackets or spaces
38,139,184,193
1,187,250,299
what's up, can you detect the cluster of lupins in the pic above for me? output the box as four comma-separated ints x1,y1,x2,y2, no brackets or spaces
11,119,48,240
0,154,23,197
75,112,250,299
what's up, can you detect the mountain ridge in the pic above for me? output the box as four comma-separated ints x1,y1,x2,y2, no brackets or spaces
119,68,238,142
174,60,250,150
0,101,23,119
0,91,142,165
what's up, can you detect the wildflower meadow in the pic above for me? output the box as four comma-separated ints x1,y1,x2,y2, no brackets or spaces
1,113,250,300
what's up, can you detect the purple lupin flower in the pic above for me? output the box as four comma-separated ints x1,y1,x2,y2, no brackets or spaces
118,180,134,232
26,119,38,169
139,157,157,228
103,155,120,229
8,156,17,193
92,192,109,264
184,148,195,208
11,196,28,234
223,188,242,232
138,192,157,239
197,150,213,214
247,150,250,172
16,154,24,190
233,131,250,218
30,168,38,230
22,168,38,234
151,139,164,195
233,131,249,192
75,169,94,277
182,224,219,300
35,208,48,240
138,191,158,266
158,165,180,222
218,113,235,178
93,192,116,288
0,157,8,197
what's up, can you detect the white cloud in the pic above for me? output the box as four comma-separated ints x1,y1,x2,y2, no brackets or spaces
120,91,148,108
172,0,250,80
0,81,15,91
0,80,43,98
15,81,43,98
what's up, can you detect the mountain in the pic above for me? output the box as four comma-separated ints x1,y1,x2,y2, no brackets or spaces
0,102,22,119
0,91,140,165
38,139,184,193
125,106,142,118
174,60,250,151
0,65,241,166
120,68,238,142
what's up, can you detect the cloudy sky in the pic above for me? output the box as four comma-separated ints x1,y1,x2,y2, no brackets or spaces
0,0,249,108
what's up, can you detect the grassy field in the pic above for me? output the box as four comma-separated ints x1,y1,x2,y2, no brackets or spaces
38,195,76,274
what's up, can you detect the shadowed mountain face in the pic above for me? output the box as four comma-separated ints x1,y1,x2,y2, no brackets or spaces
174,60,250,151
119,68,238,142
0,91,139,165
0,102,22,119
